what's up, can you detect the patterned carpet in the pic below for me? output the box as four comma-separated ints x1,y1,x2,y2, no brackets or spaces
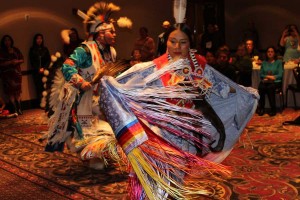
0,108,299,200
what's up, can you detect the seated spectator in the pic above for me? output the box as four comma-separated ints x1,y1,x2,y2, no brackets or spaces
204,50,216,67
245,39,262,62
232,43,253,87
213,47,237,82
218,44,234,63
130,49,142,66
257,46,283,117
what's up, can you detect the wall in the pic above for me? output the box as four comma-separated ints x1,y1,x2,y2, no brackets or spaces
224,0,300,50
0,0,173,101
2,0,299,103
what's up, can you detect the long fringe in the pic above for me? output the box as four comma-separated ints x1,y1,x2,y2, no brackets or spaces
127,121,231,200
107,75,213,152
100,59,231,199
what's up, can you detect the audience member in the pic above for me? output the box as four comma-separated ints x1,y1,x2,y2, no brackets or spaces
204,50,216,66
156,20,171,57
29,33,51,103
0,35,24,115
279,24,300,62
130,49,142,66
245,39,262,61
213,46,237,82
198,23,224,55
257,46,283,117
62,28,84,58
218,44,234,63
232,43,253,87
133,27,155,61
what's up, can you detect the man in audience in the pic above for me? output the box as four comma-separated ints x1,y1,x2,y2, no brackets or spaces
198,23,224,55
156,20,171,57
245,39,262,61
232,43,253,86
133,27,156,61
213,46,237,82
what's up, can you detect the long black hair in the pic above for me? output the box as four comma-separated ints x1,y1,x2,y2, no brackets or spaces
32,33,44,47
164,23,194,48
0,35,14,51
164,23,226,153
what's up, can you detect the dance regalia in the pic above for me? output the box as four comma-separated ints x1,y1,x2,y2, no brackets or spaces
45,41,126,167
99,52,259,199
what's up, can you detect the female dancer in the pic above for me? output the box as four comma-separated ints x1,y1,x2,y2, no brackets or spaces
97,23,258,200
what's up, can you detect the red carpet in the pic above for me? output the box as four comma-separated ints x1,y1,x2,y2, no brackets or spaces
0,109,299,199
221,109,300,200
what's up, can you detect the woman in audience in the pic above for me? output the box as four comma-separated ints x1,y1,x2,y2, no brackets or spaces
129,49,142,66
0,35,24,115
29,33,51,104
257,46,283,116
279,24,300,62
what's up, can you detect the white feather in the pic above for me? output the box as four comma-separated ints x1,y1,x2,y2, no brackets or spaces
77,9,88,20
117,17,133,28
173,0,187,24
49,69,65,111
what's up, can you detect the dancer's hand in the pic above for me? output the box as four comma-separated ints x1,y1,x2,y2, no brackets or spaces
80,81,92,91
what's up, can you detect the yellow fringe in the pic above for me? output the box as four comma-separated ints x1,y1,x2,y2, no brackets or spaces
127,147,208,200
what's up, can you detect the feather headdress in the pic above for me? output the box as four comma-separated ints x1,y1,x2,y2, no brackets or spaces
173,0,187,24
77,1,132,35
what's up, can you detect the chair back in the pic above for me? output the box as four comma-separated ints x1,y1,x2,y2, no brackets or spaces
293,66,300,88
